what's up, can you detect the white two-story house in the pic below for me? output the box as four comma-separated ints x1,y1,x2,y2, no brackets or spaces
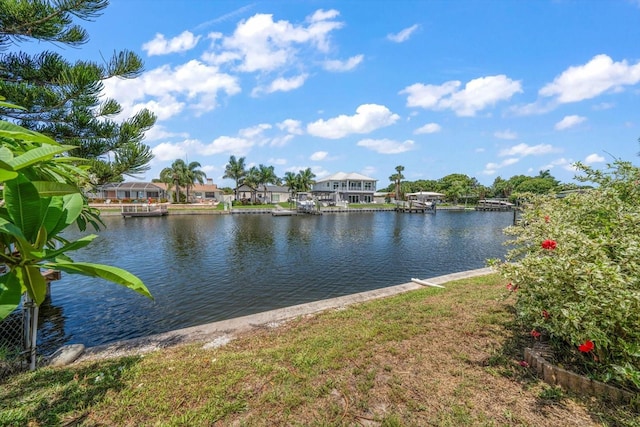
311,172,377,204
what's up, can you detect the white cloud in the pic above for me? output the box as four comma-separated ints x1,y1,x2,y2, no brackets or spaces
306,104,400,139
277,119,304,135
310,151,328,161
541,158,578,172
323,54,364,72
414,123,441,134
584,153,605,164
239,123,272,139
142,31,201,56
361,166,377,177
200,136,255,156
152,141,188,161
499,143,560,157
144,125,189,142
356,138,415,154
554,115,586,130
252,74,308,96
102,60,240,120
482,158,520,175
268,158,287,165
494,129,518,140
209,10,344,73
387,24,419,43
539,54,640,103
400,75,522,116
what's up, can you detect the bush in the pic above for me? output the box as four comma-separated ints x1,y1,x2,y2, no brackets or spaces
490,160,640,392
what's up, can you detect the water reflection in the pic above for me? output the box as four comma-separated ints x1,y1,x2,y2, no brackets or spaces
41,211,513,350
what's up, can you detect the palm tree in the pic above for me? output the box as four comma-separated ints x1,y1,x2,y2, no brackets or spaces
223,156,246,200
297,168,316,192
184,161,206,203
256,164,278,203
390,165,405,201
160,159,188,203
243,166,260,204
283,171,298,203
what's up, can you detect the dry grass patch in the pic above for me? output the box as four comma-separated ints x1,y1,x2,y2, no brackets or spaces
1,274,637,426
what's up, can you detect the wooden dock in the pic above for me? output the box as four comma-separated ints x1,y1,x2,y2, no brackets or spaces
395,201,436,214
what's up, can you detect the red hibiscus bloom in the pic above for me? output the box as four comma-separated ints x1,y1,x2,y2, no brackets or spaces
519,360,529,367
530,330,541,338
541,239,557,250
578,340,594,353
544,215,550,223
542,310,550,319
506,283,518,292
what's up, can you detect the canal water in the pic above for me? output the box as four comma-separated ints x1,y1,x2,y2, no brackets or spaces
37,210,513,352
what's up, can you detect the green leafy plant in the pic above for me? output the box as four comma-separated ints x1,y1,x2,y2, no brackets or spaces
490,160,640,391
0,116,151,319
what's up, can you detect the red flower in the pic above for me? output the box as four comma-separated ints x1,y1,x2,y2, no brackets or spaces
544,215,550,223
519,360,529,367
506,283,518,292
578,340,594,353
541,239,557,250
530,330,541,338
542,310,550,319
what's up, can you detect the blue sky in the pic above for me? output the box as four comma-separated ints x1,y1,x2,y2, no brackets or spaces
57,0,640,188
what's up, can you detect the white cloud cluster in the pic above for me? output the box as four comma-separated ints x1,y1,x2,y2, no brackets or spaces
584,153,605,164
387,24,419,43
203,9,344,73
482,143,562,175
103,60,240,120
414,123,441,134
323,54,364,72
142,31,201,56
310,151,328,161
252,74,309,96
499,143,559,157
540,54,640,103
554,115,586,130
306,104,400,139
400,75,522,116
357,138,415,154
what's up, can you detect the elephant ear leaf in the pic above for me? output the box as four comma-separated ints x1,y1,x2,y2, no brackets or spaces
0,272,22,320
15,265,47,305
45,261,153,299
3,177,43,243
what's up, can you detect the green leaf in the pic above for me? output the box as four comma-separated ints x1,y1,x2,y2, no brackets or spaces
0,216,30,249
4,177,43,243
7,144,75,171
15,265,47,305
0,273,22,320
31,181,80,197
0,121,58,145
44,261,152,299
0,169,18,182
41,235,96,259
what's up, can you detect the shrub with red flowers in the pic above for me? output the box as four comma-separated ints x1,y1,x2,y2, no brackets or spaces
490,160,640,392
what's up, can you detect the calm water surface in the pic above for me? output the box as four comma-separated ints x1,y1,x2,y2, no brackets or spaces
38,210,512,352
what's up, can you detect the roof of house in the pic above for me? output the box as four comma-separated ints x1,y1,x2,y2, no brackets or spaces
99,182,164,191
153,182,219,191
315,172,377,183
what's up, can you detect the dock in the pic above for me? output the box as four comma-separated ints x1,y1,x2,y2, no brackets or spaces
395,201,436,214
121,204,168,217
475,199,513,211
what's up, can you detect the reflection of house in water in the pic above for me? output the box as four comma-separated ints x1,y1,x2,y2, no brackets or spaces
311,172,377,204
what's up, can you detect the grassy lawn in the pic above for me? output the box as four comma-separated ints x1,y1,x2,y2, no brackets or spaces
1,275,636,426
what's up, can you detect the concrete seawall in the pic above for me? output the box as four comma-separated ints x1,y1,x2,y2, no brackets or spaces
77,267,494,363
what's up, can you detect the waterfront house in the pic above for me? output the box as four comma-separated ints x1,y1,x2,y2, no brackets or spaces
154,179,222,203
311,172,377,204
88,182,167,202
235,184,291,204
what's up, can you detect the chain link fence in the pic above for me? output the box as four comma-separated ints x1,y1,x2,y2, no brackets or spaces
0,296,39,379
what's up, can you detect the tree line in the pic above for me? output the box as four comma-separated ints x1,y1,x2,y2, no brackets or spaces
383,165,585,204
223,156,316,204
